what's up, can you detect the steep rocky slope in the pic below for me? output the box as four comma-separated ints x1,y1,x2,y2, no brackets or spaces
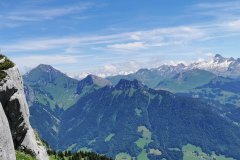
0,56,48,160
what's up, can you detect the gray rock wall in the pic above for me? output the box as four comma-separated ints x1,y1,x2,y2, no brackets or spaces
0,103,16,160
0,66,49,160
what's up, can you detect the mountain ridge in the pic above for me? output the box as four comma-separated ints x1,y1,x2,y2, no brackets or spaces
107,54,240,89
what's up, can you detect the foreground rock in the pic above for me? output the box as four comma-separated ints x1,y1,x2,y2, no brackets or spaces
0,57,49,160
0,103,16,160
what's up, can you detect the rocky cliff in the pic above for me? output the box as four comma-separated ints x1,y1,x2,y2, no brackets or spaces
0,103,16,160
0,56,48,160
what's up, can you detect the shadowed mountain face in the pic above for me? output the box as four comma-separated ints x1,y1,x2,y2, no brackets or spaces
24,64,240,160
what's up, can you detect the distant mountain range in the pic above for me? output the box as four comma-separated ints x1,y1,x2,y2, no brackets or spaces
155,69,216,93
189,54,240,77
23,55,240,160
107,54,240,89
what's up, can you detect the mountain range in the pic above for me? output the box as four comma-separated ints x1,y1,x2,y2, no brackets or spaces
23,54,240,160
107,54,240,89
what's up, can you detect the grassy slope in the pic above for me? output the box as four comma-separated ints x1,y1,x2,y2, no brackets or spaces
24,65,80,110
16,151,36,160
182,144,235,160
157,69,216,93
188,77,240,107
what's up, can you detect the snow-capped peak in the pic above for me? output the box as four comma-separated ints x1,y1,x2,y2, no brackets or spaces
189,54,240,77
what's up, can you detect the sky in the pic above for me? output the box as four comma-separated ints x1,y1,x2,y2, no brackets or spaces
1,0,240,78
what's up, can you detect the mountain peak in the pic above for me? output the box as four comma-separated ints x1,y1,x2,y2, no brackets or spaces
36,64,56,73
115,79,145,90
76,74,111,95
24,64,72,84
80,74,111,87
177,63,186,68
136,68,149,74
85,74,102,82
213,54,225,62
212,54,233,65
214,54,223,59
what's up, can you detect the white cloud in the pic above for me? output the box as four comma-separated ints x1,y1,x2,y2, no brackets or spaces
95,61,140,77
194,1,240,24
103,64,118,73
2,37,81,52
11,54,84,68
1,3,93,22
2,26,206,53
107,42,146,50
106,26,206,51
228,20,240,30
71,60,142,78
130,34,142,40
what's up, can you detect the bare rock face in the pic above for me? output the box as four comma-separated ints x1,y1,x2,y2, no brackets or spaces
0,103,16,160
0,66,49,160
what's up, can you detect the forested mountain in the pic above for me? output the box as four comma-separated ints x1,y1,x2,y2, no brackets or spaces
59,79,240,159
24,64,240,159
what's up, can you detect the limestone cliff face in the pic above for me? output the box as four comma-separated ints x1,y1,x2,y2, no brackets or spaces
0,103,16,160
0,66,49,160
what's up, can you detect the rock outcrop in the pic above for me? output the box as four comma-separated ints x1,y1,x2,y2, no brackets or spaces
0,64,49,160
0,103,16,160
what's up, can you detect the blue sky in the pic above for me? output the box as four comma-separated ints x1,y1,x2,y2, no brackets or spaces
1,0,240,77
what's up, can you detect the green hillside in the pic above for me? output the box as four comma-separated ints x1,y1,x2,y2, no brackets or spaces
16,151,36,160
24,66,111,149
156,69,216,92
58,79,240,159
24,64,80,110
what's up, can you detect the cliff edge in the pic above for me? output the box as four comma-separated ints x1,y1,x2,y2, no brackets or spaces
0,55,48,160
